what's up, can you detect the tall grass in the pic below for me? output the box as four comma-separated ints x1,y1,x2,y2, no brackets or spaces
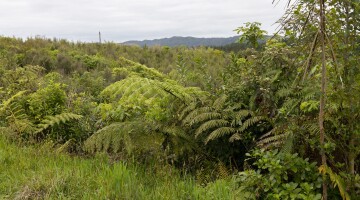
0,137,237,199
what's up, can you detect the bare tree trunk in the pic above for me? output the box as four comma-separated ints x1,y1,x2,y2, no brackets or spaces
319,0,327,199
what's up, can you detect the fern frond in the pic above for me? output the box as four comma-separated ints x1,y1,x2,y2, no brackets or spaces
303,88,317,101
213,95,227,110
195,119,229,138
239,116,268,133
205,127,237,144
257,132,289,150
183,87,209,102
56,139,75,154
0,90,27,114
281,98,301,116
235,110,254,121
179,102,199,120
35,113,82,134
276,87,293,98
256,124,294,151
229,133,242,142
115,57,166,80
304,122,319,135
319,165,351,200
188,112,222,126
257,133,287,146
182,106,214,124
161,126,184,138
280,132,294,154
129,62,166,80
84,121,161,154
101,72,205,117
217,161,229,178
117,56,140,68
156,80,194,103
4,100,35,135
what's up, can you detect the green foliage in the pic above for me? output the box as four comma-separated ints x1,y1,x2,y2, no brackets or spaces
69,71,107,97
235,22,267,49
182,95,268,144
1,11,360,197
0,65,44,96
99,71,206,126
27,81,67,121
236,149,322,199
300,100,319,113
86,62,207,164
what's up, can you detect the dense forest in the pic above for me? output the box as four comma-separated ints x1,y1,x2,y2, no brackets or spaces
1,0,360,199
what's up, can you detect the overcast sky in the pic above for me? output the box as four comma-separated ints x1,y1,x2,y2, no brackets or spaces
0,0,288,42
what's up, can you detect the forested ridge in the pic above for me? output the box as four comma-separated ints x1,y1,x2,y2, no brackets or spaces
1,0,360,199
121,36,241,47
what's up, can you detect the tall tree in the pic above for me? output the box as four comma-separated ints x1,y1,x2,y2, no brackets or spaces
318,0,327,198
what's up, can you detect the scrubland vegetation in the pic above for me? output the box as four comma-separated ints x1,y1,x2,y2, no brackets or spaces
1,0,360,199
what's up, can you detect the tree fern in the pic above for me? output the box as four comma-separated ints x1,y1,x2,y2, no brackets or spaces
90,61,209,157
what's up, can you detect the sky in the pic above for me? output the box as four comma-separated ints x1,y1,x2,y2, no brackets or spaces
0,0,288,42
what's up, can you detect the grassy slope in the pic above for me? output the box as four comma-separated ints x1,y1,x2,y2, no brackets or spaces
0,137,237,200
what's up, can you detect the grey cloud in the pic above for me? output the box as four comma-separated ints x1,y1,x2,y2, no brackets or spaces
0,0,287,42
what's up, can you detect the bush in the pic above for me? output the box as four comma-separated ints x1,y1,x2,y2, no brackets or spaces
27,81,67,121
235,149,322,200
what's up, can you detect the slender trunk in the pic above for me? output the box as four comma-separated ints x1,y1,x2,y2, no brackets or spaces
319,0,327,199
349,135,355,174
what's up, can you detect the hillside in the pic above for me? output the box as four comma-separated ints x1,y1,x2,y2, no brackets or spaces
122,36,239,47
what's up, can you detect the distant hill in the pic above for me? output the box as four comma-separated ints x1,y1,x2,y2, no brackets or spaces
122,36,240,47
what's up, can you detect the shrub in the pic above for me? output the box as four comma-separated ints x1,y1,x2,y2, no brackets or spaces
27,81,67,121
235,149,322,200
